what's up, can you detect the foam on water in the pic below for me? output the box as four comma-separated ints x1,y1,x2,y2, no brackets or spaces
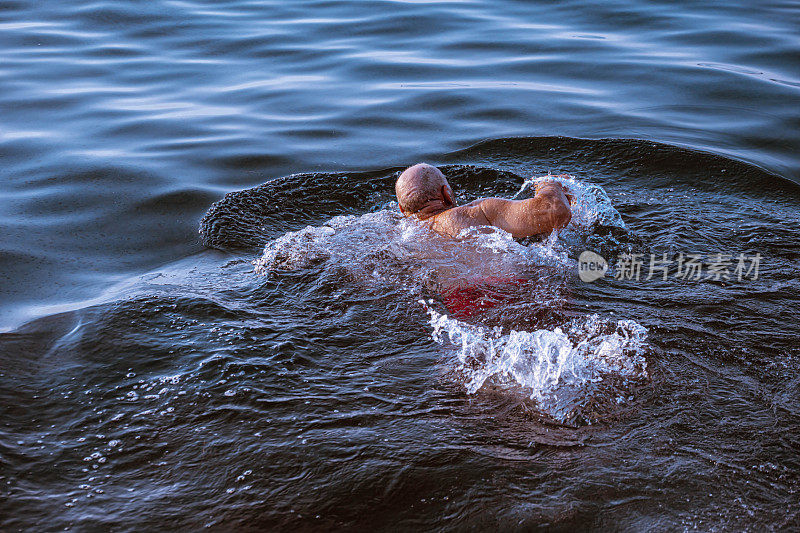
253,208,547,283
421,301,648,423
253,175,648,422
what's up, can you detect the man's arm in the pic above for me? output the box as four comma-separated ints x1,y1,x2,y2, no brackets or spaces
475,182,572,239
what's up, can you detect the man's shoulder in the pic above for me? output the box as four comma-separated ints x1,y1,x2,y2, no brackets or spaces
457,197,507,213
430,200,494,234
458,197,512,221
446,200,488,221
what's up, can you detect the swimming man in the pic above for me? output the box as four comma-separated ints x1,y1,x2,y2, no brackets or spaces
395,163,572,239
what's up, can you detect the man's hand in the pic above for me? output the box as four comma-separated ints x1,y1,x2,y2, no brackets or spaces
536,178,575,206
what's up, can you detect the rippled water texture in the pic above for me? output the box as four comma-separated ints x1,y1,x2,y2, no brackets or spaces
2,0,800,530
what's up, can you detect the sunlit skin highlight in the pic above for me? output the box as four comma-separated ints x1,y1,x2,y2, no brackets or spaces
395,163,572,240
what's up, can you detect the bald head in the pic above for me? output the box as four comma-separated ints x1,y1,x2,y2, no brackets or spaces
395,163,453,216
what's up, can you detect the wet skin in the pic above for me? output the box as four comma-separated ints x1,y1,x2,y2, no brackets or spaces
397,167,572,240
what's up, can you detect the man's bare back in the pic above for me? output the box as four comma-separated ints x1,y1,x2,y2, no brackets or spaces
395,164,572,240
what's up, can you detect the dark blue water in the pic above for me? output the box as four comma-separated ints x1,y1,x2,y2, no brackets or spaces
2,0,799,530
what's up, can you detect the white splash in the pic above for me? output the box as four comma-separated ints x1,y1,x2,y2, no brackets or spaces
254,224,335,271
421,300,648,422
252,208,557,280
253,211,403,273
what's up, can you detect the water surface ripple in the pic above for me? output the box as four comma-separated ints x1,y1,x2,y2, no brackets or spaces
1,0,800,530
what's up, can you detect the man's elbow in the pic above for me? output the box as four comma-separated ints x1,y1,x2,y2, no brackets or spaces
535,186,572,233
552,203,572,231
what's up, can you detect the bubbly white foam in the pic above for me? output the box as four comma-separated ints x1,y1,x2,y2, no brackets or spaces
254,211,403,273
253,208,563,284
422,300,648,422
